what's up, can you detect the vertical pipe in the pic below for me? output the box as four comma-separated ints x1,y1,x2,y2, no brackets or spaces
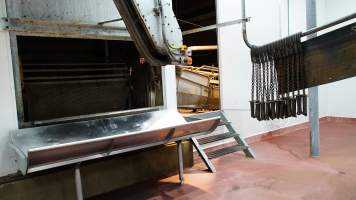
287,0,290,35
306,0,320,157
75,165,84,200
241,0,253,48
176,141,184,184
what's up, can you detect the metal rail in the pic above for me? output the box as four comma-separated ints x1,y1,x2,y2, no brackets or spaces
98,18,123,25
240,0,356,49
183,18,249,36
302,12,356,37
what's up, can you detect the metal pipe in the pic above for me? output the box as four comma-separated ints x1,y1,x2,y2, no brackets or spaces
98,18,123,25
177,141,184,184
183,18,248,36
75,164,83,200
287,0,290,35
301,12,356,37
306,0,320,158
241,0,254,48
188,45,218,51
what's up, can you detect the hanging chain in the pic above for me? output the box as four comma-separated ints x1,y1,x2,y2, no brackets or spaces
249,32,305,120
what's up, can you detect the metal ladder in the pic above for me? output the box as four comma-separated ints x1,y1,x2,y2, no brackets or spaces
187,111,256,173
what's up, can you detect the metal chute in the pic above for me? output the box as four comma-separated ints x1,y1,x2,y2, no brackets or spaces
11,109,220,175
113,0,190,66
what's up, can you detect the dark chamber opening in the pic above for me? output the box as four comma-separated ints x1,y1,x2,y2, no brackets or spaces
17,36,162,124
173,0,217,67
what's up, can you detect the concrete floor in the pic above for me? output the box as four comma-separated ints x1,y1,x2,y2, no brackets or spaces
91,121,356,200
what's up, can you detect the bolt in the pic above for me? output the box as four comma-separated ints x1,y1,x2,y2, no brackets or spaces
352,26,356,32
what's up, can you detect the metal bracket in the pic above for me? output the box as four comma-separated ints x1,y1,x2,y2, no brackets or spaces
352,25,356,32
0,17,9,30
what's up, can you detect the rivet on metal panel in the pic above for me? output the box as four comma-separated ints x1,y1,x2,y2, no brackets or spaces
1,18,9,30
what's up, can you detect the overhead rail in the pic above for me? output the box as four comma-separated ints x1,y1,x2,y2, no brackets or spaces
183,18,250,35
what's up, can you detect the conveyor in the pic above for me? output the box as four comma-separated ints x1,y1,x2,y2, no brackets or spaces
10,109,220,199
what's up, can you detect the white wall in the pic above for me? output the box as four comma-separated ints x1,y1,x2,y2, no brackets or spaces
217,0,308,139
0,0,20,176
217,0,356,139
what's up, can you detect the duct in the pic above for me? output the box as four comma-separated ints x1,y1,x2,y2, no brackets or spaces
10,109,220,175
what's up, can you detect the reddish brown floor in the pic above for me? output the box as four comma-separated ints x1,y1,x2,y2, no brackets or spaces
91,121,356,200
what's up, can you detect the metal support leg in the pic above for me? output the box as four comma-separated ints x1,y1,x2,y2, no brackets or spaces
176,141,184,184
309,87,320,156
306,0,320,157
191,138,216,173
75,164,84,200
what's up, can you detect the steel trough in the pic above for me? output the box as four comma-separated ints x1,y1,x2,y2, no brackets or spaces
10,109,220,175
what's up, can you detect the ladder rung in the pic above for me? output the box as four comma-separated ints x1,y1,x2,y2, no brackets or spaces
197,133,236,145
207,145,247,159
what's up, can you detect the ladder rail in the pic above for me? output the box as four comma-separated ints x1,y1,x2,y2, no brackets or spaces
189,111,256,173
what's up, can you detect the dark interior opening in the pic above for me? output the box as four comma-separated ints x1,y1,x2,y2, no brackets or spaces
173,0,217,67
173,0,220,112
17,36,163,126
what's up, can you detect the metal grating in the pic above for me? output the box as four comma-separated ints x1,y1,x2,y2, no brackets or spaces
22,62,130,121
